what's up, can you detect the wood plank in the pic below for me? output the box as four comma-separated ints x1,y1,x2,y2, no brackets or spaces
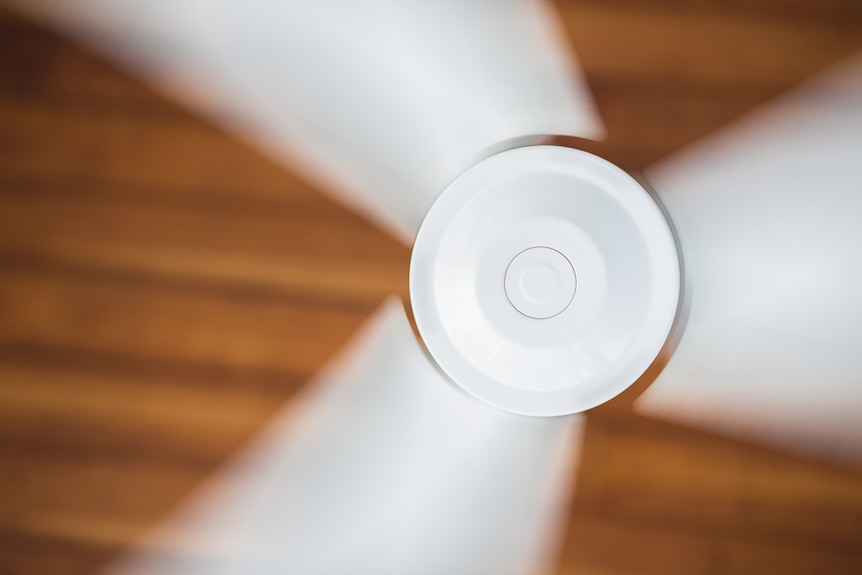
0,265,373,378
0,530,113,575
558,412,862,574
578,412,862,543
555,80,776,170
0,451,200,545
560,513,862,575
558,3,862,86
0,100,323,201
0,6,179,110
0,184,409,306
563,0,862,22
0,362,281,458
554,1,862,169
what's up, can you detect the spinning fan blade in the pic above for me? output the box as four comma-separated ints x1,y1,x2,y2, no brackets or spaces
101,298,583,575
10,0,602,243
637,52,862,465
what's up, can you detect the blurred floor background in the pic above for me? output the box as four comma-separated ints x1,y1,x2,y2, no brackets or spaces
1,1,861,573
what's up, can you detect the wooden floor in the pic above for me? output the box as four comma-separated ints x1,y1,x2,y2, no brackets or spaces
1,1,862,573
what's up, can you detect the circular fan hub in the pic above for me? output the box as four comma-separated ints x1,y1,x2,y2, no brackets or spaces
409,145,680,416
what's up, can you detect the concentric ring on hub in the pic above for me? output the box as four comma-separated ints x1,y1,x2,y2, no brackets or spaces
504,246,577,319
409,145,680,416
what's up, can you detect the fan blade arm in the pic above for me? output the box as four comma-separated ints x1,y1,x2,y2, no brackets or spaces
9,0,603,244
103,298,584,575
637,50,862,466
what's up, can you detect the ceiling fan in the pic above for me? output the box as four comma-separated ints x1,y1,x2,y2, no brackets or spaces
10,1,862,573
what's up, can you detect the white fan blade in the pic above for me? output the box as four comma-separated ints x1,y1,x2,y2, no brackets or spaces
101,298,583,575
11,0,602,243
637,51,862,465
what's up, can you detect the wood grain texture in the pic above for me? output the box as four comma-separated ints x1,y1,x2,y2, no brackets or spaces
0,1,861,574
553,0,862,171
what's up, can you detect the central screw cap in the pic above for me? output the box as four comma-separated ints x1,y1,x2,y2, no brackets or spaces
504,247,576,319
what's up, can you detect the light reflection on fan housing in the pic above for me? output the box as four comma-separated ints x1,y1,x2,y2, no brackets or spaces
410,146,681,416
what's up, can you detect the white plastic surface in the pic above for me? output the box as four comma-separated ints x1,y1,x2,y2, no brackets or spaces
637,51,862,466
411,146,680,416
505,247,577,319
100,299,583,575
10,0,603,244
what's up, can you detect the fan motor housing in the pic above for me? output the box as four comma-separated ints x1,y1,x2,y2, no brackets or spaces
409,145,680,417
